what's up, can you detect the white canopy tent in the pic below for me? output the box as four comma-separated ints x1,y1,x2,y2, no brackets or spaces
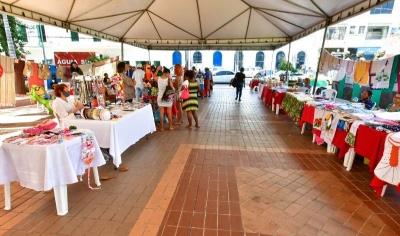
0,0,393,51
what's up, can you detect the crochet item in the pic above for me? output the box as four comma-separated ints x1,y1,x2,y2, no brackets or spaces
81,132,100,190
374,132,400,185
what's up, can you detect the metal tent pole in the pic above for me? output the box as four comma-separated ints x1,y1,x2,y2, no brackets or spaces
121,42,124,61
271,49,275,75
313,23,329,95
148,49,151,64
285,42,291,83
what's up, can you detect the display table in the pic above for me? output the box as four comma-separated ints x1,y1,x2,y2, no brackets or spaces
264,87,274,107
258,84,265,99
0,131,105,216
271,91,286,115
64,104,156,167
249,79,260,90
282,93,312,125
260,85,269,101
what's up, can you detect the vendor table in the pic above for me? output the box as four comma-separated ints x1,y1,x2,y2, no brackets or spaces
249,79,260,90
281,93,309,125
0,132,105,216
271,91,286,115
264,87,274,107
258,84,265,99
64,104,156,167
260,85,269,101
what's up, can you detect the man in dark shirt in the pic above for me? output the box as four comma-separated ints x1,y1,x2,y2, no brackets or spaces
235,67,246,101
357,90,374,110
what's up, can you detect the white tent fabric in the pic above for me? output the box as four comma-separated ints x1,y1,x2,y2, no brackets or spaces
0,0,392,50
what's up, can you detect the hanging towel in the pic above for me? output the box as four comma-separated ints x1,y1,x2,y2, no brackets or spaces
335,60,347,82
370,58,394,89
345,120,364,147
353,61,371,86
345,60,355,84
321,111,340,145
318,50,330,75
313,108,325,130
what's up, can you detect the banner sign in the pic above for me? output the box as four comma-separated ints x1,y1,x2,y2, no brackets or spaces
54,52,95,66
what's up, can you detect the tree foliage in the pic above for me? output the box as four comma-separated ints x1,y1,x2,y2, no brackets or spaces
279,59,297,73
0,15,29,58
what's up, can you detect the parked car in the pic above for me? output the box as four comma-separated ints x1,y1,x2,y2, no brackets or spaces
210,67,224,72
243,67,264,78
212,70,235,84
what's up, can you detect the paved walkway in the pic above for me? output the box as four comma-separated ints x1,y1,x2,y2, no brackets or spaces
0,85,399,235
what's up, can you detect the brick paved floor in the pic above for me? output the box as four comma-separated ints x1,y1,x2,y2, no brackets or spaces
1,85,400,235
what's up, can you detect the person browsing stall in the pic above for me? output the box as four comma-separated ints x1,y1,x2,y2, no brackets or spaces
52,84,84,128
204,68,212,97
117,62,136,103
154,66,174,131
133,63,145,101
385,93,400,112
352,90,374,110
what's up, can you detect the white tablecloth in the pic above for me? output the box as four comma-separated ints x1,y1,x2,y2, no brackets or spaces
0,132,106,191
64,104,156,167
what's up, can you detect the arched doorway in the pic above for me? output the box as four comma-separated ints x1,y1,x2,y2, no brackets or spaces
275,51,285,70
172,51,182,65
296,51,306,70
213,51,222,66
255,51,264,68
234,51,244,71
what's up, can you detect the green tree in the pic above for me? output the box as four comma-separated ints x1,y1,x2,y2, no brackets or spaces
0,15,28,58
279,59,297,73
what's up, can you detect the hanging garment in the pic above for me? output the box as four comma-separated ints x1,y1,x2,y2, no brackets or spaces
14,59,26,94
80,64,93,75
27,62,44,90
374,132,400,185
335,59,347,82
0,55,16,106
313,108,325,130
353,61,371,86
370,58,394,89
23,61,33,78
38,64,51,80
345,60,355,84
320,111,340,145
345,120,364,147
56,66,68,82
318,50,330,75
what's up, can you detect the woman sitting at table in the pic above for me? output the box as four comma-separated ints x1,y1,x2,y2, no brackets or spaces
385,94,400,112
52,84,84,128
352,90,374,110
303,78,312,89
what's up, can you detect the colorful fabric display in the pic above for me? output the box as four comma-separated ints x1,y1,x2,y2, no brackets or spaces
374,132,400,185
320,111,340,145
318,50,330,75
80,132,100,190
353,61,371,86
345,60,355,84
345,120,364,147
335,60,347,82
370,58,394,89
313,108,325,130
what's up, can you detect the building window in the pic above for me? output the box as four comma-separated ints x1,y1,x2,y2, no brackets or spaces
213,51,222,66
36,25,47,42
366,26,389,40
275,51,285,70
18,25,28,42
172,51,182,65
326,26,346,40
255,51,264,68
70,31,79,42
349,26,356,34
296,51,306,70
193,51,202,63
358,26,366,34
93,37,101,42
370,1,394,14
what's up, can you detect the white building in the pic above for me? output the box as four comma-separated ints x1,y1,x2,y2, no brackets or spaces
17,0,400,73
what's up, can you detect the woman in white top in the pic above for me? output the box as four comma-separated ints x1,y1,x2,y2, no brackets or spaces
154,66,174,131
52,84,84,128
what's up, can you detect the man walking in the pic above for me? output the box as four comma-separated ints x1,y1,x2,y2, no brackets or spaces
133,63,145,101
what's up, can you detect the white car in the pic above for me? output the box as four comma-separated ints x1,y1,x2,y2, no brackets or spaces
243,67,263,78
212,70,235,84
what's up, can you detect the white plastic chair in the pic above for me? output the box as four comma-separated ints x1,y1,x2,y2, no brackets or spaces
298,87,310,94
321,89,337,102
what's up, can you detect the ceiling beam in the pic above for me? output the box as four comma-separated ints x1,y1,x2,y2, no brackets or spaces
204,8,250,39
245,8,252,39
121,0,156,39
254,7,324,18
71,10,143,22
281,0,325,17
147,11,161,39
258,9,305,30
309,0,328,18
195,0,203,39
66,0,75,21
148,10,200,39
69,0,117,21
254,9,289,37
100,12,141,32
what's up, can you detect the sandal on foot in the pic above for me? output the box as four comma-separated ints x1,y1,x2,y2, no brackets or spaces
186,125,192,129
195,125,200,128
157,128,164,132
173,122,182,125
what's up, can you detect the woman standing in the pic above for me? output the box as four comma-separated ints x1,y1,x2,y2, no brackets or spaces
173,64,184,124
182,70,200,129
235,67,246,101
116,62,136,103
154,66,174,131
